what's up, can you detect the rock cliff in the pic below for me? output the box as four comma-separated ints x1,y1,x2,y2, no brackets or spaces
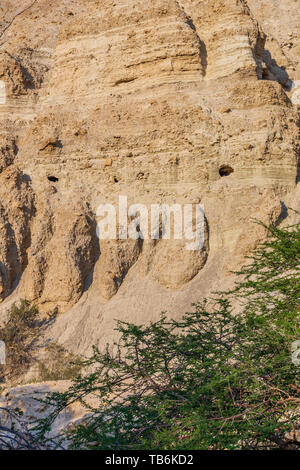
0,0,299,354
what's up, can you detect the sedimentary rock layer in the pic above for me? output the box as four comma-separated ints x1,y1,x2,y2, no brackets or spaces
0,0,298,351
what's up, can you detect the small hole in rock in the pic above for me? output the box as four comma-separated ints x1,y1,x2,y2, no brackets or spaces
48,176,59,182
219,165,234,177
114,176,119,183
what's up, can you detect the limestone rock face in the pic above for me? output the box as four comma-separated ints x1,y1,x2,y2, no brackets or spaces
247,0,300,82
0,0,298,350
95,238,142,300
22,195,98,313
0,166,34,300
179,0,266,80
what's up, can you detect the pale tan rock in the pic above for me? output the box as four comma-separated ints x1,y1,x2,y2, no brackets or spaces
151,239,209,289
95,238,142,300
0,0,298,355
104,157,112,167
0,166,34,300
0,381,92,442
21,196,98,313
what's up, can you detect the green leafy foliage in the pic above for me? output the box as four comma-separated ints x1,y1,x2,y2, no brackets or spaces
0,300,39,383
35,222,300,450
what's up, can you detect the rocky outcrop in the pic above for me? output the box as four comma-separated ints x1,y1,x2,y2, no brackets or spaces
247,0,300,83
0,166,34,300
22,195,98,313
180,0,266,80
0,0,298,350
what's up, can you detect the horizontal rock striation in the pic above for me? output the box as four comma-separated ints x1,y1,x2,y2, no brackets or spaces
0,0,298,349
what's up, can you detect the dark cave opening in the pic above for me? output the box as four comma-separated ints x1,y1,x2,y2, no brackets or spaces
219,165,234,177
48,176,59,182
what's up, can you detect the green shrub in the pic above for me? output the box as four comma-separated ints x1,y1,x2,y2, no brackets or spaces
0,300,39,382
35,221,300,449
